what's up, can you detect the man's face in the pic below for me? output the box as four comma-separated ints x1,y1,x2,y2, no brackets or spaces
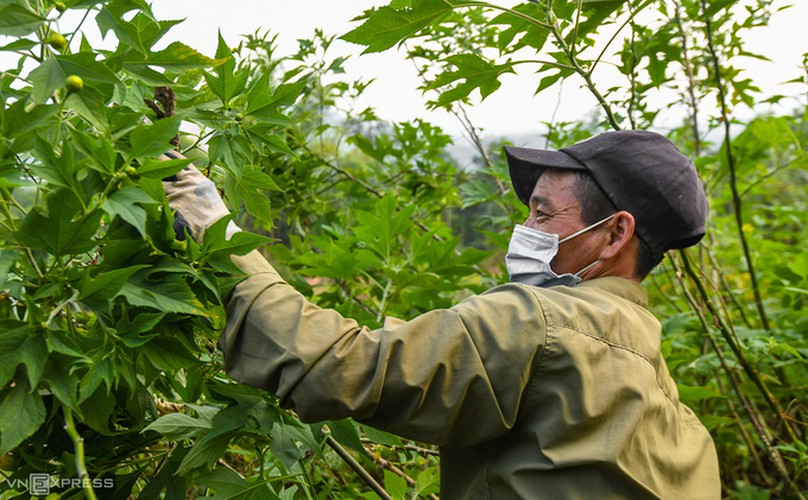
523,169,606,275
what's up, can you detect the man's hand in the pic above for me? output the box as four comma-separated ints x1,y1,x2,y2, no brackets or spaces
160,151,239,241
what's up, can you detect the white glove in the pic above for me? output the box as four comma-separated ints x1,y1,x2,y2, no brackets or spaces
160,151,240,241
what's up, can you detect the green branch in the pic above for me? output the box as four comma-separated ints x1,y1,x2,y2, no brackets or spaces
455,2,551,31
64,408,99,500
546,4,621,130
700,0,769,331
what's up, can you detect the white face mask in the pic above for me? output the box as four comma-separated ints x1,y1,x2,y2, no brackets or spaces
505,214,615,288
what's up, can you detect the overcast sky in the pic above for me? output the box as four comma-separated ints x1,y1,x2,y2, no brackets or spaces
147,1,806,139
3,1,803,139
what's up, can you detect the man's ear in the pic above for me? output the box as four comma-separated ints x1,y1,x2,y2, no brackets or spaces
599,210,636,260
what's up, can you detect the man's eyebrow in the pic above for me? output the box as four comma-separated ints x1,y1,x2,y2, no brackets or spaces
529,194,554,211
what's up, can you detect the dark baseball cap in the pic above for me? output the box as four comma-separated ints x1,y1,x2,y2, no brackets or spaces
503,130,707,258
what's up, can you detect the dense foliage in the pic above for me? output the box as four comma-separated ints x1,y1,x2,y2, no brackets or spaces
0,0,805,498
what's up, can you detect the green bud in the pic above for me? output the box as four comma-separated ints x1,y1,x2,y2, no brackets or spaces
65,74,84,93
45,32,67,51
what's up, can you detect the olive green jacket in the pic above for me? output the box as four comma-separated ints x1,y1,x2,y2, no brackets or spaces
219,251,720,499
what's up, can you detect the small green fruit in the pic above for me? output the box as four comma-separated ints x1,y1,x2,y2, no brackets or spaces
235,113,243,122
125,166,137,176
45,32,68,51
65,75,84,93
55,2,67,13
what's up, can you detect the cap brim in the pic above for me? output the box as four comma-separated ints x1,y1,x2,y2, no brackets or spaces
503,146,587,206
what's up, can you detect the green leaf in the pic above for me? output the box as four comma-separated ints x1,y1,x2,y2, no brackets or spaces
196,467,280,499
327,419,364,452
127,115,182,161
428,54,514,106
143,41,219,70
341,0,457,54
141,337,200,371
384,469,408,499
119,268,209,316
201,216,272,258
0,98,58,140
77,264,149,311
677,384,727,403
43,358,81,413
361,424,403,446
244,74,305,122
143,411,215,440
0,2,46,36
203,32,248,105
0,250,17,289
65,85,109,131
29,53,121,104
0,377,46,453
223,164,280,221
0,321,47,388
353,195,416,259
177,432,233,474
96,6,147,54
16,189,102,256
137,156,193,179
490,4,549,51
102,186,158,238
29,134,78,190
71,128,117,174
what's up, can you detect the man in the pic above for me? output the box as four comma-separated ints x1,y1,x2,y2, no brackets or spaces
164,130,720,499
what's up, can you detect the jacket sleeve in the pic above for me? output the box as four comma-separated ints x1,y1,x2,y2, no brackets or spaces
218,250,548,448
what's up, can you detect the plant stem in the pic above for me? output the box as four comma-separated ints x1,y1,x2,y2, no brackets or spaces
325,436,391,500
545,4,621,130
672,0,702,156
699,0,769,331
64,408,99,500
366,446,440,500
456,2,551,30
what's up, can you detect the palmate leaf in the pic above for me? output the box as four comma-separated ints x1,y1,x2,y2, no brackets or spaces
77,264,150,311
29,53,121,104
0,98,58,140
102,186,158,238
353,195,416,259
119,267,208,316
203,32,249,105
0,320,47,389
0,1,46,36
143,411,215,440
71,128,118,174
127,115,182,162
124,41,224,73
16,188,102,256
223,164,281,222
490,3,549,51
341,0,460,53
136,156,193,179
244,73,305,123
427,54,514,106
65,85,109,131
0,377,45,454
96,6,148,54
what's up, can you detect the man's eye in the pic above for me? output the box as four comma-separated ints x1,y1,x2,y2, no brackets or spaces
535,209,547,218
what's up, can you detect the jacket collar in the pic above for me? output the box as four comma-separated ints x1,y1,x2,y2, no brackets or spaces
578,276,649,309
